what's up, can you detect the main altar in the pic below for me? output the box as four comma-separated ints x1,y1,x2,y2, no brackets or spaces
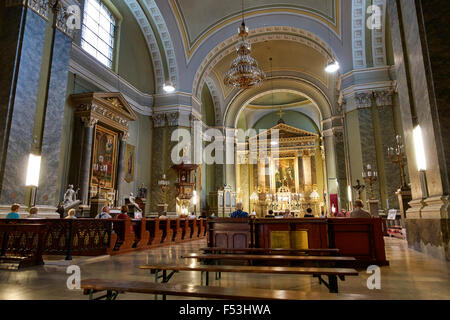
237,121,326,217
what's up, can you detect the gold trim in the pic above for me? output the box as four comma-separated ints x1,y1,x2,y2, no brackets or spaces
171,0,341,60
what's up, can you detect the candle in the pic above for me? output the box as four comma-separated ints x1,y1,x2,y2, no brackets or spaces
368,171,372,177
367,164,372,170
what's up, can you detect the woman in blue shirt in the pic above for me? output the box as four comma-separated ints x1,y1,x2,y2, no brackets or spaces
6,203,20,219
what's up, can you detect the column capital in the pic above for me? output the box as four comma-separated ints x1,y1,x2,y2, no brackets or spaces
81,116,98,128
166,111,180,127
152,113,166,128
374,89,394,107
355,91,373,109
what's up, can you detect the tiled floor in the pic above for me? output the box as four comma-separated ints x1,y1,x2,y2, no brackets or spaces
0,237,449,300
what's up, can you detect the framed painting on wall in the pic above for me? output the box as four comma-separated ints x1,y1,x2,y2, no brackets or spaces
91,125,118,189
124,143,135,183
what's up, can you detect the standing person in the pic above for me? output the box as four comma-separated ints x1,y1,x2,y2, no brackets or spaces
304,208,314,218
26,207,39,218
65,209,77,219
350,200,372,218
56,202,65,218
6,204,20,219
230,203,249,218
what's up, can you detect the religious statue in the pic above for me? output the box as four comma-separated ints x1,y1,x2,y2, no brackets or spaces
352,179,365,200
64,185,78,206
128,193,142,212
138,183,147,199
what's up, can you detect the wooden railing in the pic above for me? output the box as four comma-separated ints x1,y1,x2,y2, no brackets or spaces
0,218,208,264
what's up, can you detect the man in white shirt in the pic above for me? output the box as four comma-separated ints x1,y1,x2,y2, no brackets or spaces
95,206,112,219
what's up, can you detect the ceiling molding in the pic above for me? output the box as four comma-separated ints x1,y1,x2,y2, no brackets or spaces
352,0,367,69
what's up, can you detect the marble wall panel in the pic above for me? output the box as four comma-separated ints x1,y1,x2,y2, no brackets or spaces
357,108,381,201
37,30,72,206
149,126,166,212
0,10,46,205
377,106,401,208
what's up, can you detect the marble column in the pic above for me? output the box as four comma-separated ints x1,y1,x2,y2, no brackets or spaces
78,118,97,205
116,133,128,206
0,5,47,206
302,151,312,186
149,113,166,213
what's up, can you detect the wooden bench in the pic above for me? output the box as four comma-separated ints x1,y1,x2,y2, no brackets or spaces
111,219,135,254
145,219,164,247
179,219,191,241
170,219,182,242
200,247,340,256
81,279,366,300
182,253,356,268
189,219,199,240
197,219,205,238
159,219,173,244
140,264,359,293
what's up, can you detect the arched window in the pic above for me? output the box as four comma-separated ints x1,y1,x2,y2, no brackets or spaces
81,0,116,68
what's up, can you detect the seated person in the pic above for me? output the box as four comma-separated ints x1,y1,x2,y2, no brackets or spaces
6,203,20,219
265,210,275,218
26,206,39,218
350,200,372,218
210,213,216,218
158,213,168,220
283,209,293,218
95,206,112,219
230,203,249,218
65,208,77,219
304,208,314,218
249,210,257,218
335,210,345,217
116,206,130,220
188,212,197,219
199,211,207,218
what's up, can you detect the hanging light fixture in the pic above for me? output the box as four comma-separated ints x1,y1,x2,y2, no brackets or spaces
224,0,265,89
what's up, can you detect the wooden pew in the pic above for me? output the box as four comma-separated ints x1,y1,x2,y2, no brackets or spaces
197,219,205,238
131,218,150,250
111,219,135,254
81,279,366,300
140,264,359,293
202,219,208,237
170,219,182,243
179,219,191,241
200,247,340,256
145,219,163,247
181,253,356,268
189,219,199,240
158,219,173,245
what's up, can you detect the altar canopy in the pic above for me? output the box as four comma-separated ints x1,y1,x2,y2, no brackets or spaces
237,122,325,216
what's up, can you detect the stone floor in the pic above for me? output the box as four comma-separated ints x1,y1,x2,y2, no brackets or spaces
0,237,449,300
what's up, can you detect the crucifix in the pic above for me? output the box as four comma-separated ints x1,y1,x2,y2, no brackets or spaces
352,179,365,200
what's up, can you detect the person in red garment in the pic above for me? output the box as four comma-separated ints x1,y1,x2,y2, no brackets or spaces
117,205,134,232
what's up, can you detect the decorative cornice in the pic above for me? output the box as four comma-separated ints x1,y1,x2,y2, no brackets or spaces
80,114,98,128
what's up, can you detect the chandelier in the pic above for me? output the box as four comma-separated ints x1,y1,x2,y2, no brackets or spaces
224,2,265,89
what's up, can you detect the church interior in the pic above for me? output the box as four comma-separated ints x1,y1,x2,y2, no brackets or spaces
0,0,448,302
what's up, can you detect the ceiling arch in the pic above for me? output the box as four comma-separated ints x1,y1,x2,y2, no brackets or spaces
169,0,340,60
192,26,339,100
224,77,333,129
124,0,178,93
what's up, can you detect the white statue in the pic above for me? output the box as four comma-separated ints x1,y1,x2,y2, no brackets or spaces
64,185,77,206
128,193,142,212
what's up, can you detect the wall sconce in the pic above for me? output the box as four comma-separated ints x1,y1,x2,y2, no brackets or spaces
26,153,41,206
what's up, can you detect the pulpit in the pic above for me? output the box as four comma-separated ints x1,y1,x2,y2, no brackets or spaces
172,163,198,215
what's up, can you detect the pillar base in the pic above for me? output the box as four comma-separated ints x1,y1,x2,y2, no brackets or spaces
90,197,107,218
367,199,379,217
157,203,168,215
396,188,412,224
